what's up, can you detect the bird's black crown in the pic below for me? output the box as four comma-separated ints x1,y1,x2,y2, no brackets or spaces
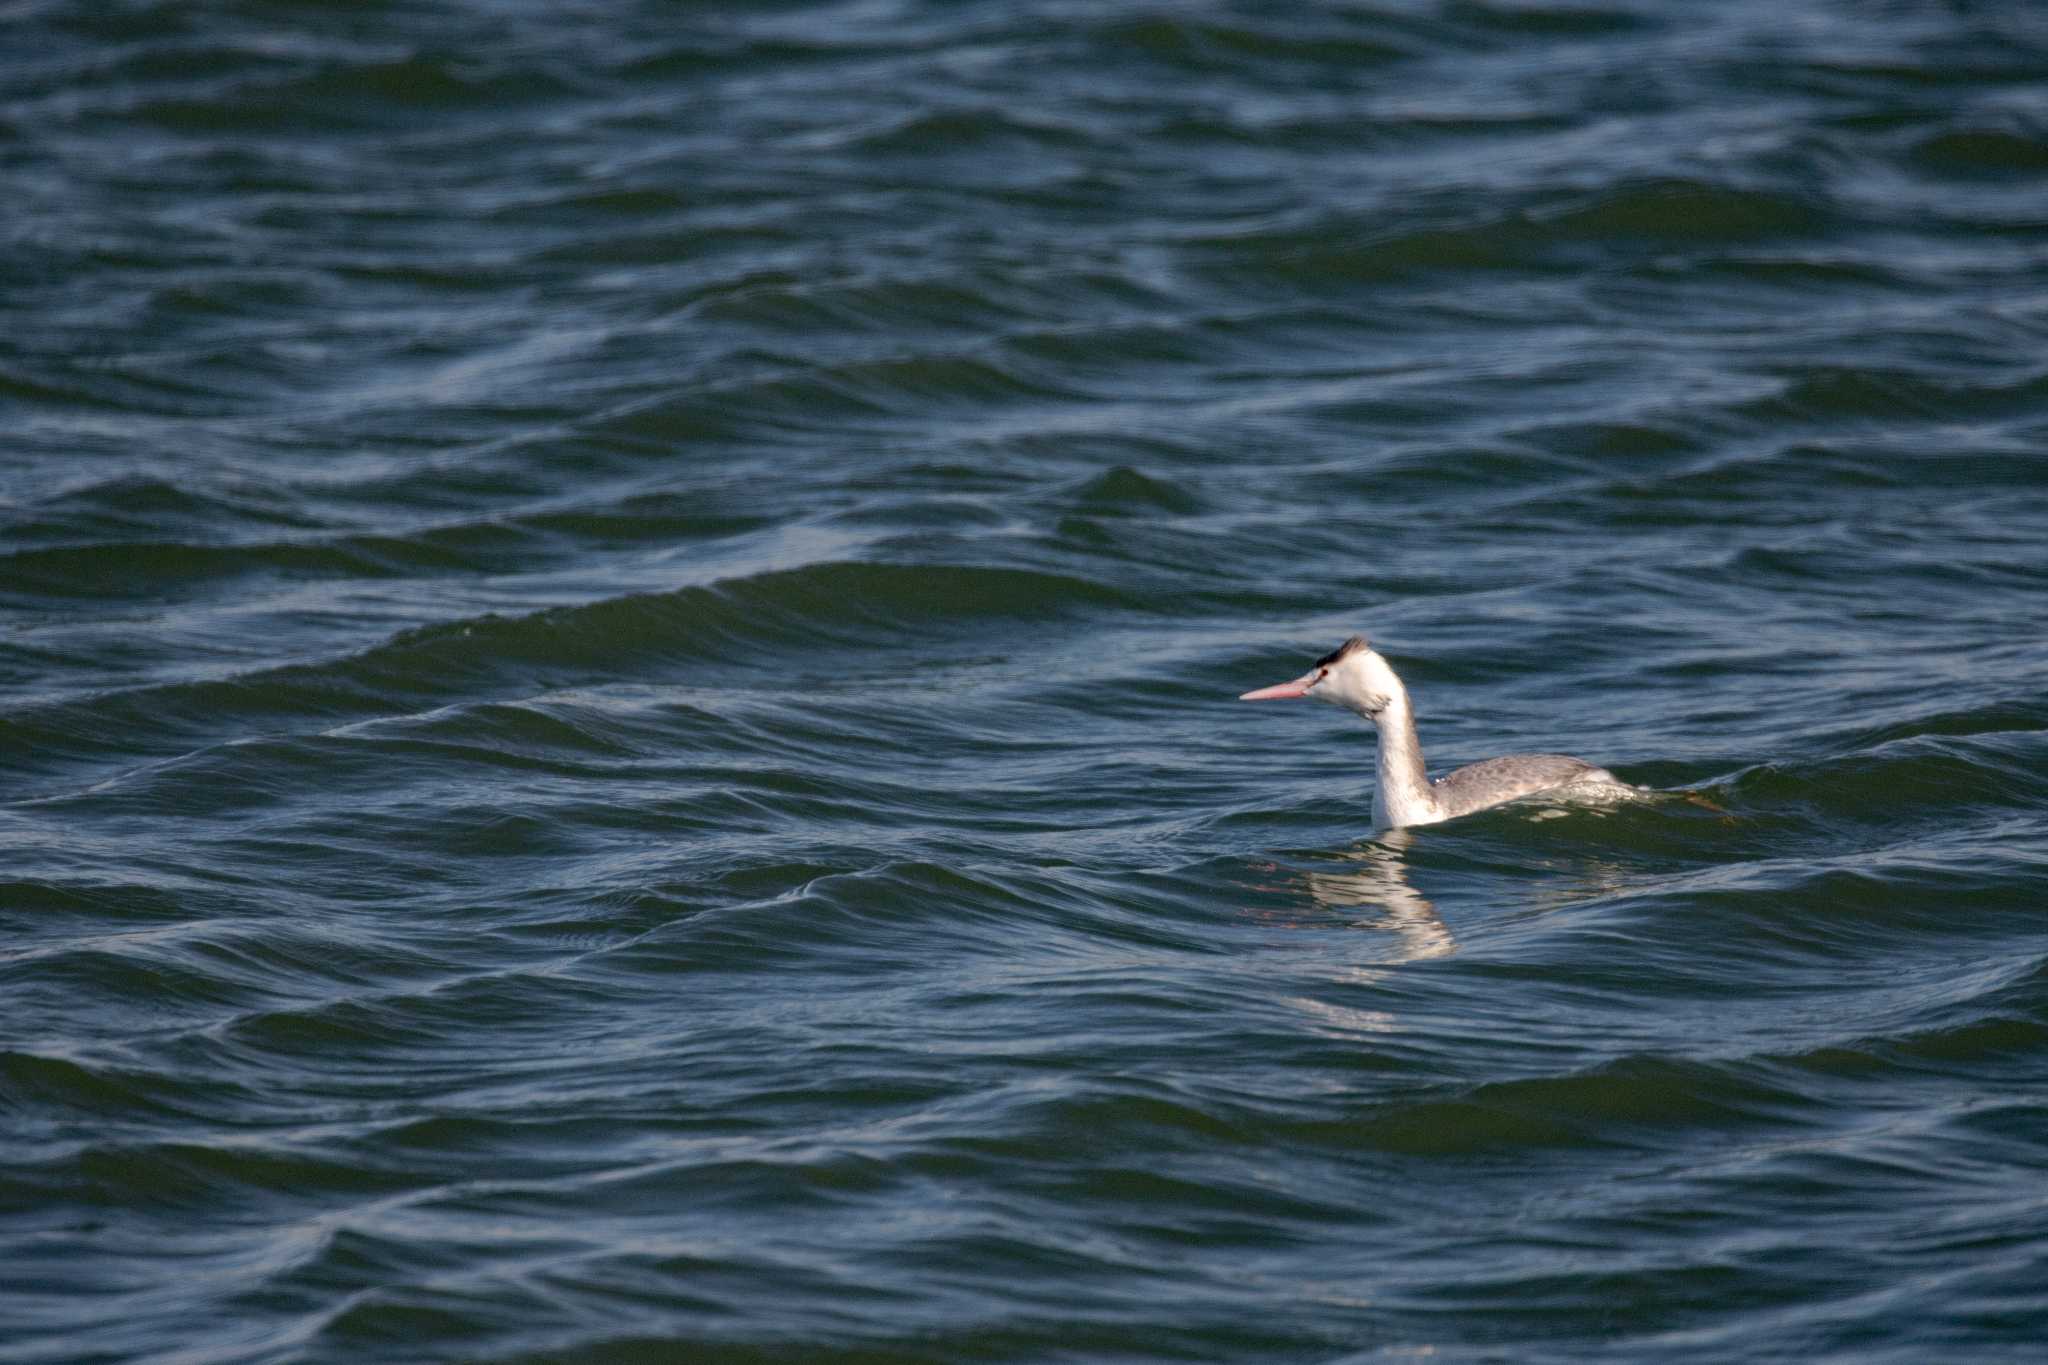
1313,635,1370,670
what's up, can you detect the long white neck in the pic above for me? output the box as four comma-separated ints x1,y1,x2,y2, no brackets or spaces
1370,689,1441,830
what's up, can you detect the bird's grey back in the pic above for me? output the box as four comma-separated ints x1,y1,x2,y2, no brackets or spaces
1431,753,1605,819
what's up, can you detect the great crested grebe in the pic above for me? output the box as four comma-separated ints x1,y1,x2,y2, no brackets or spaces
1241,635,1629,829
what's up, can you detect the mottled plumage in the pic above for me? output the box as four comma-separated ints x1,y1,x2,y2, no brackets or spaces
1431,753,1613,820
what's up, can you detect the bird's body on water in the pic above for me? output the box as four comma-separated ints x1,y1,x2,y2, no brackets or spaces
1241,635,1628,829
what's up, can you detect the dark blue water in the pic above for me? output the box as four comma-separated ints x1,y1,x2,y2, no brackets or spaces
6,2,2048,1360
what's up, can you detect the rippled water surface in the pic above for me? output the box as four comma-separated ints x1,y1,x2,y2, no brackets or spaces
7,2,2048,1361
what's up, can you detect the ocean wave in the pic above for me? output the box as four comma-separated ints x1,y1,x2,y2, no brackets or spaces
1910,126,2048,175
0,502,773,599
0,558,1132,796
1095,13,1416,72
127,54,587,135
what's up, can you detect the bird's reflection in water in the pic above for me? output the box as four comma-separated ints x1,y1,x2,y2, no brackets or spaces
1297,829,1455,962
1262,832,1450,1039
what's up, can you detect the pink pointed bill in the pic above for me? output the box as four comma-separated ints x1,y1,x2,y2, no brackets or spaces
1239,671,1319,701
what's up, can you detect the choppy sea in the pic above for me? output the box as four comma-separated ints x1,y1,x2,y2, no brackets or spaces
5,2,2048,1360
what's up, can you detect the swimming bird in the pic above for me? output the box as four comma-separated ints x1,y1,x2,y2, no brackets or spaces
1240,635,1626,829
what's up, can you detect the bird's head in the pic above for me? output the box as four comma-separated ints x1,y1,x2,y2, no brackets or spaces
1239,635,1402,718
